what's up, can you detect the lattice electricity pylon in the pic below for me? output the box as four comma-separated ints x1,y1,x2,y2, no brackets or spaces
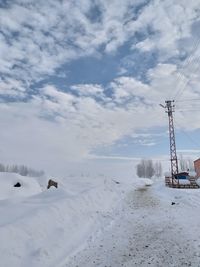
160,100,179,180
166,100,179,179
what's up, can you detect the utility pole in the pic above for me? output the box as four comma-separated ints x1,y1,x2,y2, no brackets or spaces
160,100,179,182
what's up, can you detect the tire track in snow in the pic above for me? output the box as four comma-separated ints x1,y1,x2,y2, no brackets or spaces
64,186,200,267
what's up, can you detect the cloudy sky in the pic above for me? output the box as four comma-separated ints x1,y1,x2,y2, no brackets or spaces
1,0,200,176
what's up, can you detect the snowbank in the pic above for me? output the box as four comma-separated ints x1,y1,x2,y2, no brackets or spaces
0,172,42,200
0,174,149,267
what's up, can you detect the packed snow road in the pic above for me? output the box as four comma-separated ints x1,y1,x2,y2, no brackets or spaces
65,184,200,267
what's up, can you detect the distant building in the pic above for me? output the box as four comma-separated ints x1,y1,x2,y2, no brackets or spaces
194,158,200,177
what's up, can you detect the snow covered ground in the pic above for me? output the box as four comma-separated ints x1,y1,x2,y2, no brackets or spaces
1,173,200,267
66,182,200,267
0,172,42,200
0,172,149,267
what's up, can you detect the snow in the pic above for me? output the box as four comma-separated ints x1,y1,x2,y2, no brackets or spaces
1,173,200,267
0,172,42,200
0,173,150,267
178,179,191,185
66,181,200,267
196,178,200,186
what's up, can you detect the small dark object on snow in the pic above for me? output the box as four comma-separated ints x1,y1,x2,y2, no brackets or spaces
171,202,176,205
14,182,21,187
113,180,120,184
47,179,58,189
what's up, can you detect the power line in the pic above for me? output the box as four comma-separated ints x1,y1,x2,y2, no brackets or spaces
176,105,200,111
175,105,200,147
176,98,200,102
175,101,200,111
174,57,200,101
173,36,200,101
175,116,200,149
176,103,200,108
176,109,200,112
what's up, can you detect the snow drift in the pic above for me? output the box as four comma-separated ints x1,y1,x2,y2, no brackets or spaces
0,172,42,200
0,173,152,267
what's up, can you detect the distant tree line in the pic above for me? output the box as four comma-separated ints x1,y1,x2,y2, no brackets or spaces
136,155,195,178
0,163,45,177
179,154,194,172
136,159,162,178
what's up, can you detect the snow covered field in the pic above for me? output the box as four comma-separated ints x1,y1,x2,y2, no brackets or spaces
1,173,200,267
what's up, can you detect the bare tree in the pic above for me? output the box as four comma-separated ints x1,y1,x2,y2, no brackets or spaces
188,159,195,171
154,161,162,177
136,163,143,178
10,165,19,173
136,159,156,178
0,163,5,172
179,154,194,172
179,154,187,171
19,165,28,176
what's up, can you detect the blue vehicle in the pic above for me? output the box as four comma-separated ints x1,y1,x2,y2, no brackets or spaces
174,172,189,180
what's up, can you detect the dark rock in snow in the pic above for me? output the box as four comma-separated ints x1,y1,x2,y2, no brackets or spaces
14,182,21,187
47,179,58,189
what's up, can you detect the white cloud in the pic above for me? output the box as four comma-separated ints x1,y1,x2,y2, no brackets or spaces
135,38,155,52
0,83,166,173
111,76,150,103
1,0,200,174
70,84,104,97
133,0,200,59
0,77,25,97
0,0,145,94
0,0,200,95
